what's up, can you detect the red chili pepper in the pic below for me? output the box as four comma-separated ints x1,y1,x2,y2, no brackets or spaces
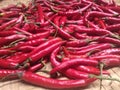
0,30,19,37
53,16,61,27
93,48,120,56
0,69,23,79
101,58,120,68
28,41,65,64
59,16,67,27
0,34,26,47
48,19,75,40
106,23,120,31
28,59,48,72
37,4,44,24
0,18,18,30
17,45,35,53
67,43,99,51
20,71,95,89
69,43,113,55
65,39,93,47
63,68,91,79
75,65,109,75
0,59,18,69
90,55,120,60
0,49,15,56
50,58,98,75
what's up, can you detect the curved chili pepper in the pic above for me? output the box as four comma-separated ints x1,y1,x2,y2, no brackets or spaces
20,71,95,89
50,58,98,75
75,65,109,75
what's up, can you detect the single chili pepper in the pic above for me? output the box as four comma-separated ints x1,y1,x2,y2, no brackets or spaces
0,49,15,56
103,17,120,24
63,68,91,79
0,34,26,47
66,20,84,25
53,16,61,27
0,59,18,69
17,45,35,53
20,71,95,89
93,48,120,56
50,58,98,75
65,39,93,47
0,69,23,80
14,27,32,36
74,33,90,39
26,31,50,41
90,55,120,60
74,26,119,38
75,65,109,75
67,43,99,51
94,37,120,46
0,18,18,30
0,11,19,18
0,30,19,37
37,4,44,24
59,2,92,15
106,23,120,31
86,11,119,20
9,38,47,50
59,16,67,27
7,53,29,64
69,43,114,55
27,41,65,64
101,58,120,68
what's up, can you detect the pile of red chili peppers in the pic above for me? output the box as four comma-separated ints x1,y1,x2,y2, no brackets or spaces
0,0,120,89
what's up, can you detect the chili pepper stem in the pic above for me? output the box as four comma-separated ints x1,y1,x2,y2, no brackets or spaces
100,63,104,90
89,74,120,82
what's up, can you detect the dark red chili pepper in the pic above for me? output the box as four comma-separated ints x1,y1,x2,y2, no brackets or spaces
20,71,95,89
